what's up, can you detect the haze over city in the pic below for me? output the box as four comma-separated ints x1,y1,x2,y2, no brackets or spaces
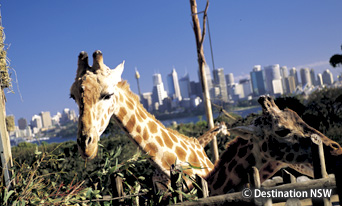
1,1,342,122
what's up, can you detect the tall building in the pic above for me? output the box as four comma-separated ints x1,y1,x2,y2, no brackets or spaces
225,73,234,86
166,68,182,101
213,68,228,102
264,64,283,95
300,68,312,87
18,117,27,130
240,79,252,98
40,111,52,128
179,73,191,99
322,69,334,85
310,69,316,86
152,73,168,105
31,115,42,130
289,67,299,87
317,73,323,86
250,65,266,96
284,76,296,94
280,66,288,93
190,81,203,98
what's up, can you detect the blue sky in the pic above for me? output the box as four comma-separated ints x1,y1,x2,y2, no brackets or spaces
2,1,342,122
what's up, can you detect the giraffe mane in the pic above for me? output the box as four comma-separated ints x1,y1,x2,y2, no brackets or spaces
116,80,200,145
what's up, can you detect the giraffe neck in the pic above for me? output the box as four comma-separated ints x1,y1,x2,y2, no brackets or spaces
205,137,286,196
112,81,214,178
197,123,228,147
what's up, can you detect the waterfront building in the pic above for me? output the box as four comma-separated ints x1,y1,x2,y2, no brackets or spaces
317,73,323,86
152,73,168,105
250,65,266,96
40,111,52,128
300,68,312,87
322,69,334,85
264,64,283,95
289,67,299,88
213,68,228,102
167,68,182,101
310,69,316,86
18,117,27,130
179,73,191,99
31,115,42,130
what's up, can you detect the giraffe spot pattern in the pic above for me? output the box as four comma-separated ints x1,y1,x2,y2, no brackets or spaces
126,115,136,133
162,151,177,170
135,135,142,144
175,146,186,162
138,107,147,119
169,133,179,143
180,140,188,150
136,125,141,134
126,99,134,110
188,148,201,167
117,107,127,121
143,128,149,140
161,130,173,149
155,135,164,147
145,142,158,157
148,121,158,133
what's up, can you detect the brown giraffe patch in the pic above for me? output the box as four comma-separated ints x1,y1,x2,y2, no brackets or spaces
155,135,164,147
135,135,142,144
162,151,177,169
180,140,188,150
188,148,201,167
148,121,158,133
175,146,186,162
117,107,127,121
138,107,146,119
161,130,173,149
119,93,124,102
143,128,149,140
126,99,134,110
145,142,158,157
136,111,143,123
126,115,136,133
169,133,179,143
136,125,141,134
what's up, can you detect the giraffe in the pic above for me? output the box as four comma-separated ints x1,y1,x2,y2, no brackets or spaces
206,95,342,195
70,51,215,182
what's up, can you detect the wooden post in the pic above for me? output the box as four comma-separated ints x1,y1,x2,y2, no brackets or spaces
110,174,124,205
190,0,219,162
248,167,272,206
195,174,209,198
311,134,330,206
282,169,296,184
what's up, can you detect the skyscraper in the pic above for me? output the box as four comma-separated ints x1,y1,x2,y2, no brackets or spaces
152,73,167,105
18,118,27,130
280,66,288,93
289,67,299,87
317,73,323,86
310,69,316,86
213,68,228,102
166,68,182,101
225,73,234,86
322,69,334,85
31,115,42,130
250,65,266,96
179,73,191,99
40,111,52,128
264,64,283,95
300,68,312,87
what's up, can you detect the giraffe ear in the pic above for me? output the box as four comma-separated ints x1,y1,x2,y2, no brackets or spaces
109,61,125,85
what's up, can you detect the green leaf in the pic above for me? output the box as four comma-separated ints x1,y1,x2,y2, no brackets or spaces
4,190,14,203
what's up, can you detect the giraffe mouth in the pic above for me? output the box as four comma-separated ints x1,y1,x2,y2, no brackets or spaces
78,140,99,160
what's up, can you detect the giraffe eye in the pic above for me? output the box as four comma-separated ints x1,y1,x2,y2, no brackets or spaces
100,93,113,100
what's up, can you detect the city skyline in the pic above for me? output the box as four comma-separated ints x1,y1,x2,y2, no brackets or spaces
2,1,342,122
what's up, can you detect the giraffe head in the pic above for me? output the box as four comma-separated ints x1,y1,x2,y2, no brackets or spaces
230,95,342,166
70,50,124,159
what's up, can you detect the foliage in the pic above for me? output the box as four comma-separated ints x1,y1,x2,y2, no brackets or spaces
329,54,342,68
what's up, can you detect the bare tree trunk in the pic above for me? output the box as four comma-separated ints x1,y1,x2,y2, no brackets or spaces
189,0,219,162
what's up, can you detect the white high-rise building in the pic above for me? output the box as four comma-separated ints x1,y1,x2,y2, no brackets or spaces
310,69,316,86
40,111,52,128
167,68,182,101
322,69,334,85
213,68,228,102
152,73,168,105
264,64,283,95
317,73,323,86
225,73,235,86
31,115,42,130
289,67,299,87
280,66,288,93
300,68,312,87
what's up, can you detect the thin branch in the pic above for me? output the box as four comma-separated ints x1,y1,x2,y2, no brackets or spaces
200,0,209,47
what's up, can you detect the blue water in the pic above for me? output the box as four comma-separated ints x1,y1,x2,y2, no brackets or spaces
12,106,261,146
